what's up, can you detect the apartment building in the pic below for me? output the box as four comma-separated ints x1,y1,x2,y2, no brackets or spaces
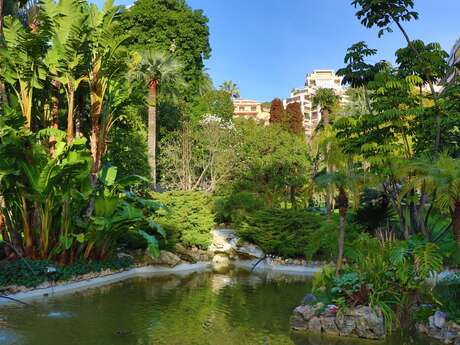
446,38,460,84
233,99,270,124
284,70,348,136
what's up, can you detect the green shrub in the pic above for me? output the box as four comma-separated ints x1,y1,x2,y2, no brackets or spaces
0,258,133,288
152,191,215,249
434,275,460,323
214,191,264,223
236,208,365,260
117,231,148,250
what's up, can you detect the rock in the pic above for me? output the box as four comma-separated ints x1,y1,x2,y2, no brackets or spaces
336,314,356,337
417,323,429,335
294,305,315,320
434,311,448,329
441,328,457,344
145,250,181,267
209,229,239,256
301,293,317,306
321,317,339,336
290,314,309,331
429,316,436,329
308,317,322,333
352,306,385,339
454,338,460,345
175,244,211,263
235,243,264,260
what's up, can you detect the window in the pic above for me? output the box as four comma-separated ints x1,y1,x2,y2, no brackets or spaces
251,106,257,111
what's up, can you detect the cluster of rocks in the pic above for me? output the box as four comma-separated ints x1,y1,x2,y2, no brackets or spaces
267,256,329,267
417,311,460,344
290,299,385,340
138,229,266,271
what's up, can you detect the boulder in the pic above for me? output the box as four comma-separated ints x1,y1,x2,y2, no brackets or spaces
175,244,211,263
336,314,356,337
145,250,181,267
434,311,448,329
308,317,322,333
290,303,384,340
235,243,264,260
320,317,339,336
209,229,238,255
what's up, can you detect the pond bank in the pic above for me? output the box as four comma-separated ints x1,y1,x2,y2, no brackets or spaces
0,262,212,306
0,260,323,306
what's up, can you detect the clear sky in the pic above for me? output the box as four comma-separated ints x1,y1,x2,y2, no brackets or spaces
99,0,460,102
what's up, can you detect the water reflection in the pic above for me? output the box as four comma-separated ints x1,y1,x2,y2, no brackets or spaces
0,270,439,345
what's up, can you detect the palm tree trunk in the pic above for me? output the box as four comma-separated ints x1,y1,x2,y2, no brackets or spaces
148,80,158,188
66,84,74,144
75,87,84,138
0,0,8,110
322,109,329,127
336,187,348,275
452,201,460,250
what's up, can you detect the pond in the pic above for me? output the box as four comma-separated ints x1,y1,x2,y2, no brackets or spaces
0,269,438,345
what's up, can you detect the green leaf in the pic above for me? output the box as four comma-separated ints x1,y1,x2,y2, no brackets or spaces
139,230,160,258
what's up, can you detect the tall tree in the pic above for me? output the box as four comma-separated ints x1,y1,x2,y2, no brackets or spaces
312,88,338,128
336,41,384,113
118,0,210,98
269,98,285,124
131,50,184,186
285,102,304,135
351,0,444,152
220,80,240,99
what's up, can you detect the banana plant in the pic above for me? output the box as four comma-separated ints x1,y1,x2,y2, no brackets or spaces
42,0,88,143
82,166,165,259
0,16,47,128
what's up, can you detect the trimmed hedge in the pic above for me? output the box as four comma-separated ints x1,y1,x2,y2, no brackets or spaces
152,191,215,249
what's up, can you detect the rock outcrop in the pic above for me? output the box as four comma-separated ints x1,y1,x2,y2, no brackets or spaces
417,311,460,344
209,229,264,260
144,250,182,267
290,302,385,340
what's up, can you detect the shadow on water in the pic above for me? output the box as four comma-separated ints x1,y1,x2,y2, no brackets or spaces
0,269,440,345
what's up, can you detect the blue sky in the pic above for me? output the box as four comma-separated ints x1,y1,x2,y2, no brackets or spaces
100,0,460,101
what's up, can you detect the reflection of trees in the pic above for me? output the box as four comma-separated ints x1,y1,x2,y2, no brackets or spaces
4,272,314,345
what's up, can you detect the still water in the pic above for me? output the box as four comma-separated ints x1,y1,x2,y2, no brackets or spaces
0,270,439,345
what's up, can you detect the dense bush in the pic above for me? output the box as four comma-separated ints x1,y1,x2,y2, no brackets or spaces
214,191,265,224
0,258,133,289
434,275,460,323
152,191,215,249
235,208,365,260
312,238,444,331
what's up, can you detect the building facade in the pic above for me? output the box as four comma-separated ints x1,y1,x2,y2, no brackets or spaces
284,70,348,136
233,99,270,124
446,38,460,84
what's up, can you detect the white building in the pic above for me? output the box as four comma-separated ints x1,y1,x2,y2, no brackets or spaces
284,70,348,137
446,38,460,84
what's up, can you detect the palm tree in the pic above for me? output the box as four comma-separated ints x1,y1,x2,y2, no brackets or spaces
312,88,338,128
220,80,240,99
132,50,184,186
412,153,460,249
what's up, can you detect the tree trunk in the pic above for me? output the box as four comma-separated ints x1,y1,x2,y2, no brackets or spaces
0,0,8,109
66,84,74,144
147,80,158,188
75,87,84,138
452,201,460,250
336,187,348,275
322,108,329,127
